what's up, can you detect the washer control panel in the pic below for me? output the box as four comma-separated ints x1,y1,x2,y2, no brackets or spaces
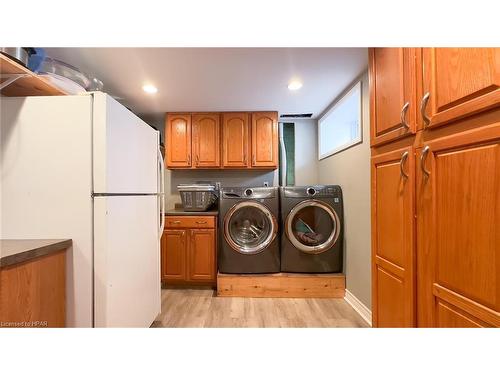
221,186,277,199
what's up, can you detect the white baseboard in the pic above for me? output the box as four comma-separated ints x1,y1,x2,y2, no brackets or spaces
344,289,372,327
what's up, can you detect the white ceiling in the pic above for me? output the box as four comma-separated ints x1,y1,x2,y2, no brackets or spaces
44,48,367,120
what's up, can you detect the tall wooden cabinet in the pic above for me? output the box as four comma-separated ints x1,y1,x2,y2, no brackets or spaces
417,124,500,327
370,47,500,328
422,48,500,129
369,48,418,145
371,146,415,327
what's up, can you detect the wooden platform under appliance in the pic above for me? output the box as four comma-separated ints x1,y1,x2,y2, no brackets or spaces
217,272,346,298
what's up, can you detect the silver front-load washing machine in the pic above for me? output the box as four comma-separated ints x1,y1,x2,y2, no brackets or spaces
218,186,280,274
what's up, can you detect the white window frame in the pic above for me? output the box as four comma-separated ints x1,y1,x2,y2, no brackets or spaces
318,81,362,160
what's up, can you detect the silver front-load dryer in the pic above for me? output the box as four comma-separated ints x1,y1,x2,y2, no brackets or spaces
280,185,344,273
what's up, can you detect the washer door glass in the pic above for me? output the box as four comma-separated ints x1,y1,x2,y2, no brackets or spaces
286,200,340,254
224,201,277,254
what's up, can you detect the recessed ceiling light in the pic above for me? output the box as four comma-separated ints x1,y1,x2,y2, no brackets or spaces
288,80,303,91
142,84,158,94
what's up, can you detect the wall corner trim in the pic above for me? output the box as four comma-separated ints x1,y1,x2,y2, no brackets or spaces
344,289,372,327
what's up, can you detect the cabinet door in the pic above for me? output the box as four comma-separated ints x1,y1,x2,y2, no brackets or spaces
166,114,192,168
422,48,500,129
417,123,500,327
222,112,249,168
369,48,417,146
161,229,187,281
192,113,220,168
187,229,216,282
371,146,415,327
251,112,278,168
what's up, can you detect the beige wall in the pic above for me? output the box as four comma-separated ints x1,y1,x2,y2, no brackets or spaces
317,71,371,308
164,169,277,209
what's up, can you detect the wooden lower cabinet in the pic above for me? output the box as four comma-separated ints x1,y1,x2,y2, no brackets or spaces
0,250,67,328
371,145,415,327
162,230,187,281
416,121,500,328
161,216,217,285
188,229,216,281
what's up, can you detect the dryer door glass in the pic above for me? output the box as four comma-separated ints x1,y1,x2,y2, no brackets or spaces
285,200,340,254
224,201,277,254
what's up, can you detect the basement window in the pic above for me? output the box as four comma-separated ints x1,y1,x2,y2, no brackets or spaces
318,81,362,160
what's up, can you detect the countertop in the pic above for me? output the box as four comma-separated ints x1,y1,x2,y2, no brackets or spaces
0,239,72,268
164,209,218,216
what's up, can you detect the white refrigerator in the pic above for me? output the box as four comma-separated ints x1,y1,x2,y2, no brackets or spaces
0,92,165,327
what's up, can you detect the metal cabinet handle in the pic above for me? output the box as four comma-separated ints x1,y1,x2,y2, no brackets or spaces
400,102,410,130
243,153,247,165
400,151,409,179
187,154,191,165
252,155,256,165
421,92,431,128
421,146,431,177
170,220,181,224
195,221,207,224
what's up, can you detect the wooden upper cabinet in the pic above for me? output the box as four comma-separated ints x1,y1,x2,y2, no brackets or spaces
166,114,192,168
188,229,216,282
162,229,187,281
371,146,415,327
251,112,278,168
422,48,500,129
166,111,277,170
369,48,417,146
192,113,220,168
222,112,249,168
416,123,500,328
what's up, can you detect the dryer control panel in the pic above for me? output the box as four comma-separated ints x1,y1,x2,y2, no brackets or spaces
282,185,342,199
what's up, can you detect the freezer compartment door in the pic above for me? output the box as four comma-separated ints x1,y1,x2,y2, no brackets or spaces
93,93,159,194
94,195,161,327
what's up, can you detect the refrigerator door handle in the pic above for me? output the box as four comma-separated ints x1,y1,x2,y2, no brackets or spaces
158,147,166,235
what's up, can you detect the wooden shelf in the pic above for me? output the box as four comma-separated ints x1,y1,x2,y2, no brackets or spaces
0,53,67,96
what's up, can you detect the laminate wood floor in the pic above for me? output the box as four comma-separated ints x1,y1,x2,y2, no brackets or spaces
152,288,369,328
